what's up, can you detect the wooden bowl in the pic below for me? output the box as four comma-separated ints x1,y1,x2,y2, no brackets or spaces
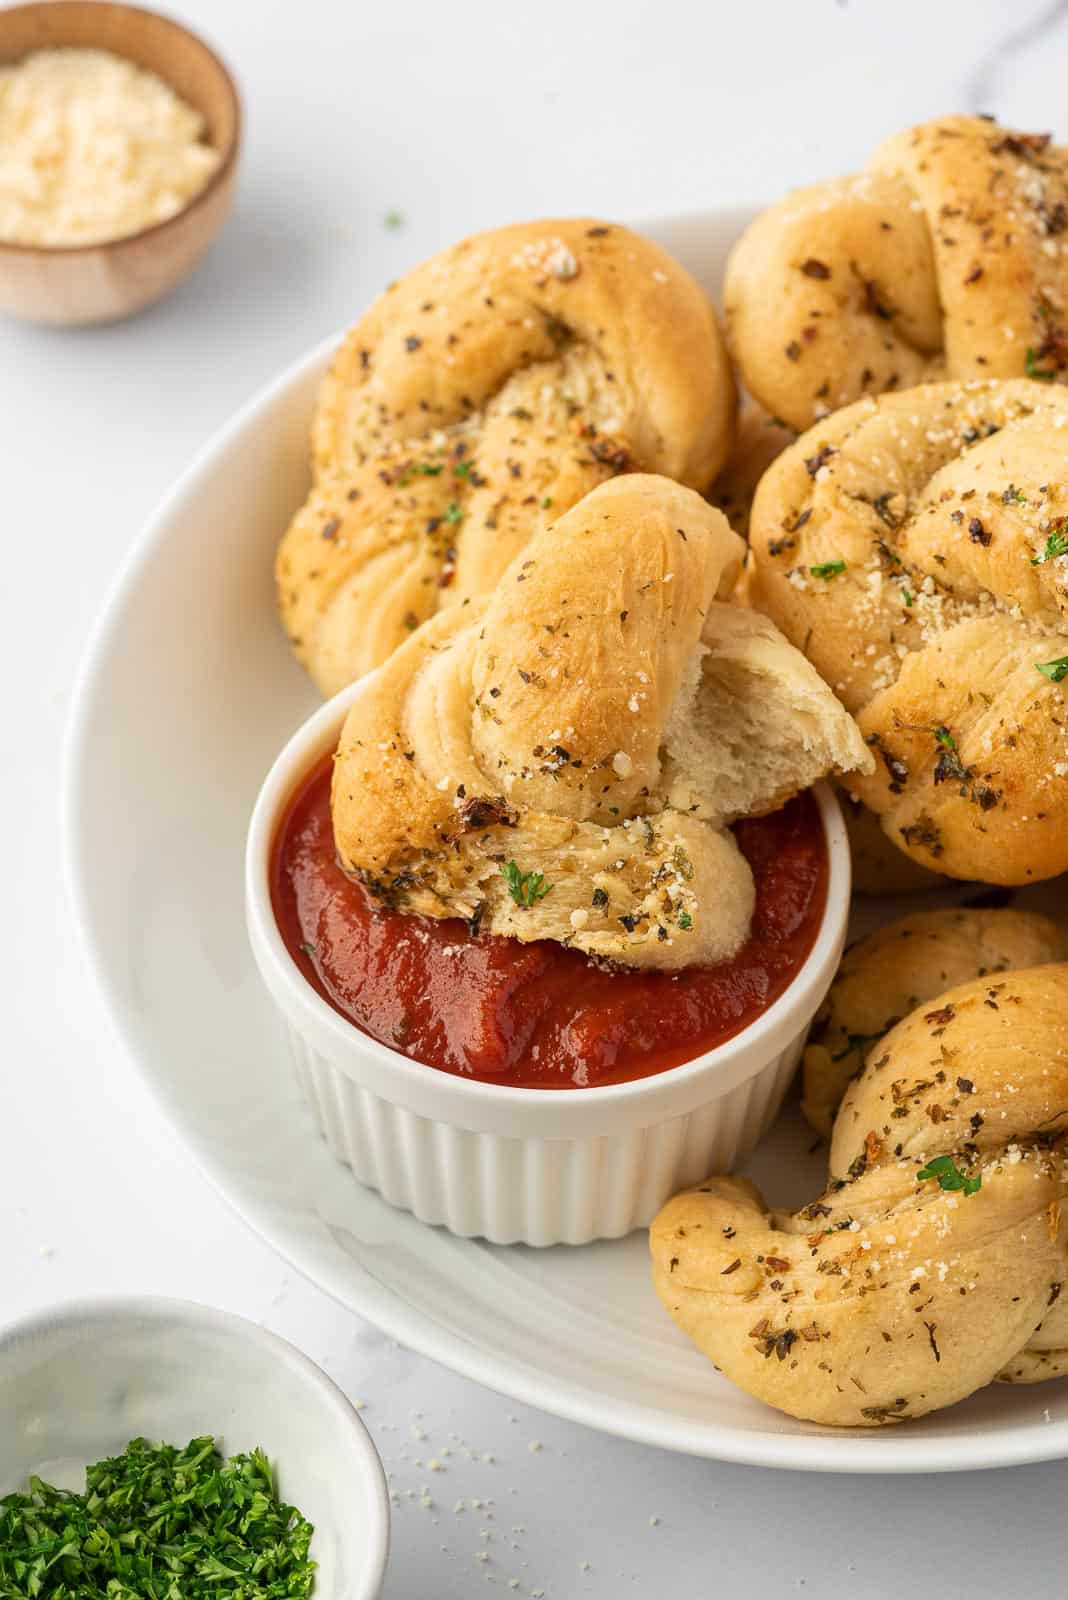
0,2,241,325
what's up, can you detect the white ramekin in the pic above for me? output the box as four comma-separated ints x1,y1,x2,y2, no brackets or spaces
246,682,851,1247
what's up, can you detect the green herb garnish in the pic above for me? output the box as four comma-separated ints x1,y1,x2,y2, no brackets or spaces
916,1154,982,1196
0,1437,315,1599
932,725,970,785
1037,655,1068,682
903,588,914,607
501,861,552,907
541,497,552,510
1032,531,1068,565
452,460,474,480
1002,483,1029,506
444,501,464,526
1025,347,1056,380
677,911,693,930
384,209,404,230
396,461,444,487
811,560,846,580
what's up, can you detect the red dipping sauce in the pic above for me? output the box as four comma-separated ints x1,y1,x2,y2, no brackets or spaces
271,759,828,1089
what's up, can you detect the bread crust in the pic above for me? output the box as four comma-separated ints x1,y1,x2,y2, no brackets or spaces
652,964,1068,1426
277,219,736,694
709,402,794,540
330,476,870,971
725,115,1068,431
840,792,947,894
749,378,1068,882
802,907,1068,1137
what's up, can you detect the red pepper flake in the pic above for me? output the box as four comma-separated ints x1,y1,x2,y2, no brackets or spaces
864,1131,885,1166
924,1004,956,1026
721,1258,742,1276
764,1255,791,1272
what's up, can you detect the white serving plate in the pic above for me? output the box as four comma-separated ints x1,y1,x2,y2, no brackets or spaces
66,207,1068,1473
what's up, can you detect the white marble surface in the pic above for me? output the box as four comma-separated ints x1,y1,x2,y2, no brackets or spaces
5,1,1068,1593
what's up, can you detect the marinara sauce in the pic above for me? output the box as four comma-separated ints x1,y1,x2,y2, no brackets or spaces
271,757,827,1089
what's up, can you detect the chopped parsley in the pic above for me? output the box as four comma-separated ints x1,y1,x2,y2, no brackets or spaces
902,588,914,607
0,1437,315,1599
1036,655,1068,683
444,501,464,526
677,911,693,930
810,560,846,580
452,459,474,480
501,861,552,906
1025,346,1056,380
916,1154,982,1196
1002,483,1028,506
396,461,444,486
931,725,970,785
1032,530,1068,565
384,209,404,230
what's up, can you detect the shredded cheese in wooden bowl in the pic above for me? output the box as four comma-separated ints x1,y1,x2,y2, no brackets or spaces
0,47,221,247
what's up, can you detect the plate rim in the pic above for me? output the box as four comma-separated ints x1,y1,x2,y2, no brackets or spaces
63,210,1068,1475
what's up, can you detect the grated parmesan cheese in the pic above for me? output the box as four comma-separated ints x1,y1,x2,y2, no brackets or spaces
0,48,220,246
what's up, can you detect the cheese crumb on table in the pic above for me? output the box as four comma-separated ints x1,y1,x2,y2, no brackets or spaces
0,48,220,246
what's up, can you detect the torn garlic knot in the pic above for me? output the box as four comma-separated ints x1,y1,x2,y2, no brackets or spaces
331,474,871,971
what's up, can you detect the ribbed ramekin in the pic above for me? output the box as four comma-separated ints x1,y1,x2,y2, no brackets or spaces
246,682,851,1247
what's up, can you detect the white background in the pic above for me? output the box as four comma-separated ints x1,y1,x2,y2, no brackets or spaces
6,1,1068,1593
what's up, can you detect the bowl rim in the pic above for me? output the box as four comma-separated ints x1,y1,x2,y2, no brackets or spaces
0,0,241,258
0,1292,391,1599
245,671,852,1123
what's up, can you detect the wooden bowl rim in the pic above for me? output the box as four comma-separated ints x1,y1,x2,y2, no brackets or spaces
0,0,241,258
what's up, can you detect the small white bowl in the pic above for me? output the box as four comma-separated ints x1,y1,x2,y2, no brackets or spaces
246,681,851,1247
0,1296,390,1600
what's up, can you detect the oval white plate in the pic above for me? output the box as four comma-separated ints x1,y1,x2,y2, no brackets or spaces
67,208,1068,1473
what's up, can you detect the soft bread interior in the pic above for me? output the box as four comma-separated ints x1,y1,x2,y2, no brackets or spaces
661,602,874,824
